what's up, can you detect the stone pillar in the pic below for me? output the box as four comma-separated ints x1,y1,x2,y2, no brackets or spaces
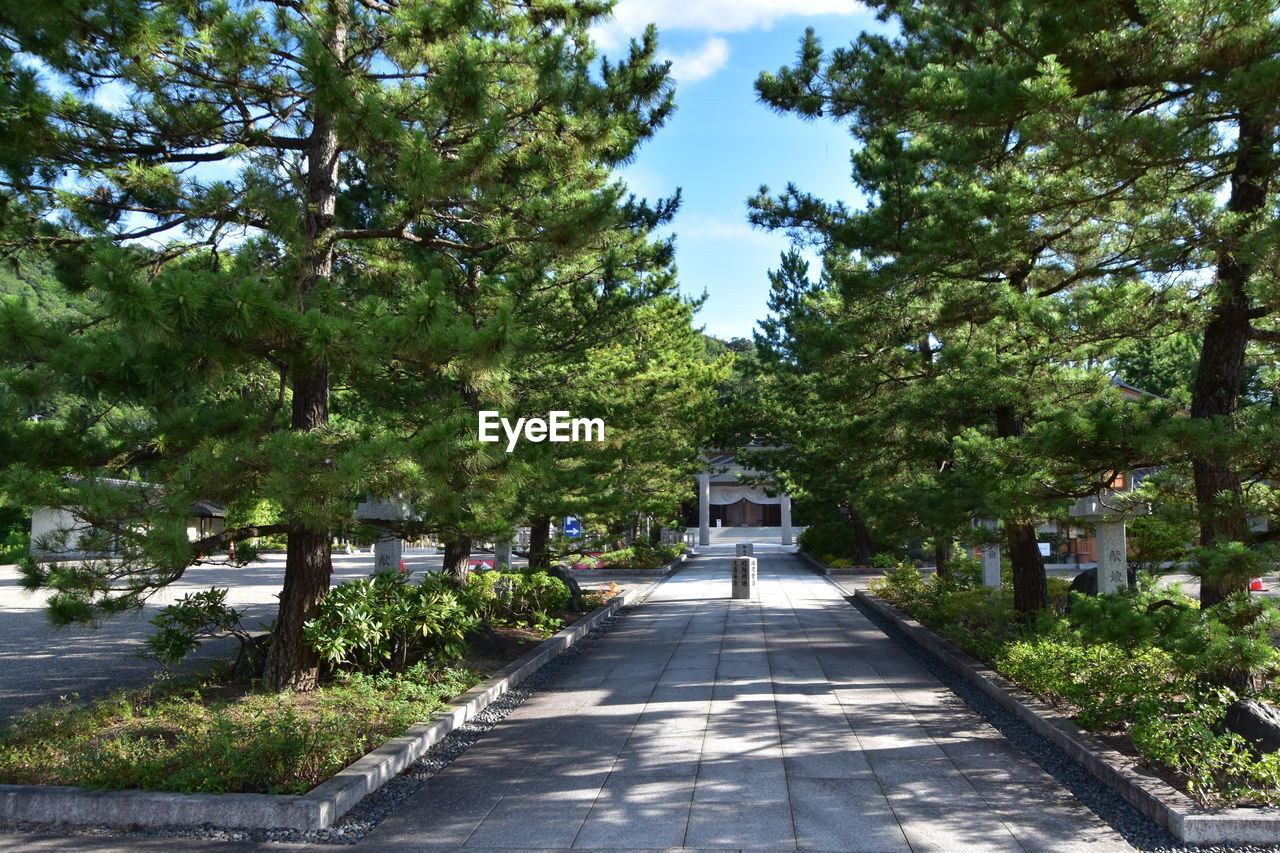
736,542,754,556
1095,520,1129,594
732,556,757,599
698,471,711,546
495,536,512,570
780,493,793,545
374,532,403,573
978,518,1001,589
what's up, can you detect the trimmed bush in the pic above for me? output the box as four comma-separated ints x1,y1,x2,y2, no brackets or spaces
870,566,1280,806
304,570,478,673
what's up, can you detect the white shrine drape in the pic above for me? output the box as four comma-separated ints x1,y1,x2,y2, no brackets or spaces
708,485,781,505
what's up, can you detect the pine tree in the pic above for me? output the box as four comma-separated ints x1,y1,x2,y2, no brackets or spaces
511,291,725,558
751,1,1280,608
0,0,674,689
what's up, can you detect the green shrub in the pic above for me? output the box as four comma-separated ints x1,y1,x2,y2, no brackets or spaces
797,522,860,564
463,570,571,626
593,542,684,571
0,528,28,564
869,566,1280,806
871,551,899,569
870,563,927,608
1069,587,1280,688
940,553,983,588
1129,691,1280,806
304,570,478,674
145,587,262,676
997,637,1176,729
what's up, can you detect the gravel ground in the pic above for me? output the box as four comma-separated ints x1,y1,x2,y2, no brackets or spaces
850,595,1280,853
0,604,637,847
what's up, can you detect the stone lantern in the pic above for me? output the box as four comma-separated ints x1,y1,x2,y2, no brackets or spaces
354,497,412,572
1068,492,1150,594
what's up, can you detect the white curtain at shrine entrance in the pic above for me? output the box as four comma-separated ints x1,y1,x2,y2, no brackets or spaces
707,485,782,505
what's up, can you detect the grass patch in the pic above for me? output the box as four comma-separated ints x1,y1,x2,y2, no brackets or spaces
0,662,481,794
0,569,624,796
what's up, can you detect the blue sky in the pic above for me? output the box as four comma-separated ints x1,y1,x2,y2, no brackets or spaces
593,2,889,340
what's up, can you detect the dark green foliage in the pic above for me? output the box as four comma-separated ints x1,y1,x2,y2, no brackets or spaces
303,571,478,674
749,0,1280,613
1113,334,1201,402
872,568,1280,805
462,570,571,626
0,254,83,319
1071,586,1280,690
0,0,683,689
796,522,859,564
590,542,683,571
0,503,27,563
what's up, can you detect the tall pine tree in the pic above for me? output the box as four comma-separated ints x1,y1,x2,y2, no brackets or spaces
0,0,674,689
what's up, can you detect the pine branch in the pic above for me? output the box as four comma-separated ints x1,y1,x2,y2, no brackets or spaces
1249,326,1280,345
190,524,292,554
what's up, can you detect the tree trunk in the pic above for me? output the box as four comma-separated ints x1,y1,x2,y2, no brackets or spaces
995,406,1046,613
650,523,662,546
1006,522,1046,613
264,366,333,691
606,519,625,548
264,524,331,690
933,536,949,579
443,535,472,585
264,3,346,692
528,514,551,569
1192,114,1272,608
848,505,875,564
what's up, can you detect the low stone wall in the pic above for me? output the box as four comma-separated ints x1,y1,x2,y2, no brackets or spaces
853,589,1280,846
0,579,663,832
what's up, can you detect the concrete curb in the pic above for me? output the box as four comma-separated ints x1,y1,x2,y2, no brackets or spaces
0,579,663,833
659,551,688,576
852,589,1280,845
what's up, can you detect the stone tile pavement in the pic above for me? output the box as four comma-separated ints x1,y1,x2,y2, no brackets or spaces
358,550,1132,851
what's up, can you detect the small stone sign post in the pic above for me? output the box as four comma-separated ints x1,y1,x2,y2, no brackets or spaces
977,517,1001,589
731,556,757,600
1096,521,1128,594
736,542,754,557
1069,493,1150,594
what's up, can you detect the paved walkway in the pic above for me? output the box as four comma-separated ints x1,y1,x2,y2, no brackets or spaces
360,550,1130,852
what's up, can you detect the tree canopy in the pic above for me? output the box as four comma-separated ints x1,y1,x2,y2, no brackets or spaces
0,0,700,690
750,0,1280,609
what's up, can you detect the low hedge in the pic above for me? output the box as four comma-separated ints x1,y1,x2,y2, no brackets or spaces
871,565,1280,807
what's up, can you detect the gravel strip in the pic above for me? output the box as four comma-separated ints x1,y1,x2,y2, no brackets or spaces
850,595,1280,853
0,604,637,847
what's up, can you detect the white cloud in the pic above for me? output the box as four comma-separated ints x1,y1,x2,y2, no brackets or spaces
663,37,731,83
591,0,863,48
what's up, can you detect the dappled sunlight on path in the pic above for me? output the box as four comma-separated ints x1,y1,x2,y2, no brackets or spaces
361,551,1132,851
